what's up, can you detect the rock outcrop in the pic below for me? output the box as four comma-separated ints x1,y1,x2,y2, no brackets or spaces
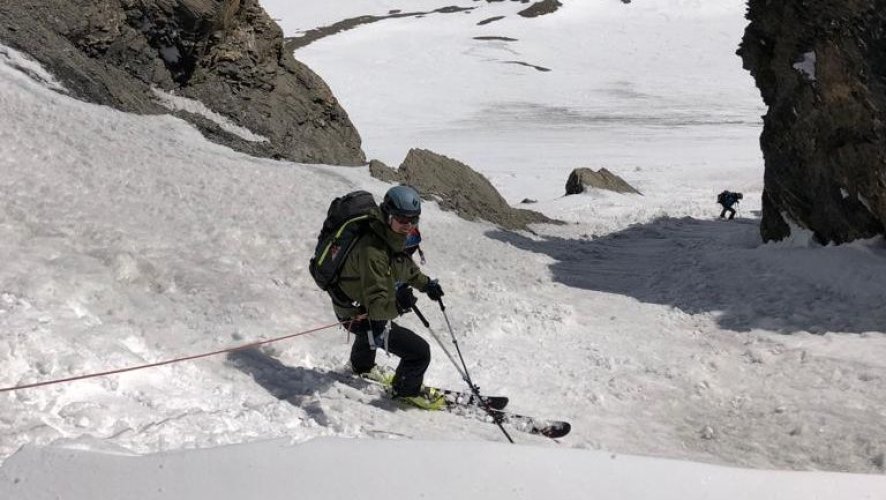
518,0,563,18
565,167,641,195
739,0,886,244
0,0,365,165
372,148,557,230
368,159,400,183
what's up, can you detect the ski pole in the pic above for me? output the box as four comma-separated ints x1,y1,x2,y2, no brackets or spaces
413,303,514,444
413,305,469,385
412,304,430,328
436,298,476,387
434,299,515,442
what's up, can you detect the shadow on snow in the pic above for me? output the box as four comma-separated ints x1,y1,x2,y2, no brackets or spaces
488,216,886,334
226,348,385,425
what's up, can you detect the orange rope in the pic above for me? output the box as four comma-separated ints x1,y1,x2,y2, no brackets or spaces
0,320,346,393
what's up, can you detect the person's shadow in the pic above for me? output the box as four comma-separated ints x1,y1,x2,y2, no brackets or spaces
227,348,361,425
488,216,886,334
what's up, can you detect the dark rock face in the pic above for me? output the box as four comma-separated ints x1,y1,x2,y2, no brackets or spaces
739,0,886,244
380,148,557,230
518,0,562,18
565,167,641,195
0,0,365,165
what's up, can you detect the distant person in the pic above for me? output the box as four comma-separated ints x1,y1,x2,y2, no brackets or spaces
404,226,426,265
716,190,742,220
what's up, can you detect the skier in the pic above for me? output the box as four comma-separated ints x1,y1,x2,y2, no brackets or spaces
717,190,742,220
332,185,445,409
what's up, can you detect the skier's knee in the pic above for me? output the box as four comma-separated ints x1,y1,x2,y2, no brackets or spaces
414,339,430,363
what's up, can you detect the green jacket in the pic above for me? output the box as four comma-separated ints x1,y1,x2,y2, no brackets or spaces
333,207,430,320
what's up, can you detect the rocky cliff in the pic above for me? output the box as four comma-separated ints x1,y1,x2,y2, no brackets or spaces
0,0,365,165
739,0,886,244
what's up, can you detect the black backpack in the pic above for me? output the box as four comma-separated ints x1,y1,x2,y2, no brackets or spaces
717,191,744,205
309,190,377,305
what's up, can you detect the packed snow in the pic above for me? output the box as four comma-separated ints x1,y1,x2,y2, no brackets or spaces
1,0,886,498
151,88,270,143
793,51,817,82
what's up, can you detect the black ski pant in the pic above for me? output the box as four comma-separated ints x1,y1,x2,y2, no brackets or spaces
719,206,736,219
343,318,430,397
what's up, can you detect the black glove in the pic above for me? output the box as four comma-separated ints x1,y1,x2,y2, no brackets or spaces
424,279,444,301
395,284,417,314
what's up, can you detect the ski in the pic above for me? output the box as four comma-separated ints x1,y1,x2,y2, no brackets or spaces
436,388,509,411
445,404,571,439
351,368,567,438
352,371,567,438
359,374,509,411
357,368,509,411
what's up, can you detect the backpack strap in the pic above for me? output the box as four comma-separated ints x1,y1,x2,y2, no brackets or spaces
328,230,393,310
367,322,391,353
328,284,358,309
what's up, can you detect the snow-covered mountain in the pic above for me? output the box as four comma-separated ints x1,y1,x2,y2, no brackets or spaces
1,1,886,498
274,0,765,207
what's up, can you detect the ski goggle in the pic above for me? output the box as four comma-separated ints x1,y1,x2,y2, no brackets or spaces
391,214,419,225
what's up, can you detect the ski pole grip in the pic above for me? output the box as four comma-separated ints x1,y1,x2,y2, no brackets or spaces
412,305,430,328
437,297,446,312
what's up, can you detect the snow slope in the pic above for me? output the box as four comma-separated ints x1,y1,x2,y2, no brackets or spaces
273,0,765,207
3,438,885,500
1,0,886,497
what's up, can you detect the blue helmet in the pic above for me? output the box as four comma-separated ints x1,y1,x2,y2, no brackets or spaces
381,185,421,217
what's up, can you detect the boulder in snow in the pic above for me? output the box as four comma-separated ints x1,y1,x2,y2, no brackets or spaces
368,159,401,183
396,148,558,230
565,167,641,195
518,0,563,18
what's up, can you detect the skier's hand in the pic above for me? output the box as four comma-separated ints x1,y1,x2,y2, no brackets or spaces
395,284,417,314
424,279,444,301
